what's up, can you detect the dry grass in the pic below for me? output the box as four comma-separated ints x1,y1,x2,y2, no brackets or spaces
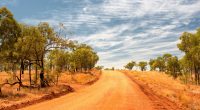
122,70,200,110
59,69,101,84
0,69,101,109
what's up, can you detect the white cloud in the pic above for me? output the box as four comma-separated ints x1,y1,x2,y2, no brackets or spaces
17,0,200,68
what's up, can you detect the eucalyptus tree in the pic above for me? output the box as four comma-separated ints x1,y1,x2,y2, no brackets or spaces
95,66,104,70
71,45,99,72
179,56,193,83
0,7,21,76
0,7,99,89
149,59,156,71
138,61,147,71
48,49,70,84
178,29,200,84
14,24,41,87
35,22,74,87
166,56,180,78
163,53,172,70
149,53,172,72
154,57,165,72
124,61,136,70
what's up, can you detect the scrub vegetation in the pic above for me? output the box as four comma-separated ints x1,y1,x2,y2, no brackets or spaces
0,7,101,109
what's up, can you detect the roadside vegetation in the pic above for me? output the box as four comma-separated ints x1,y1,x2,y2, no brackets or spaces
124,27,200,110
0,4,200,110
0,7,101,109
123,71,200,110
125,27,200,85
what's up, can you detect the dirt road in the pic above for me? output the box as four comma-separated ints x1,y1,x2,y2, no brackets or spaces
21,71,154,110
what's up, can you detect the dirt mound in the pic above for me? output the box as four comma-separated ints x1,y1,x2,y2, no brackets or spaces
0,85,74,110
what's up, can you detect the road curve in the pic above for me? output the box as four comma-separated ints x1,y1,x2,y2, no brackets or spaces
21,71,154,110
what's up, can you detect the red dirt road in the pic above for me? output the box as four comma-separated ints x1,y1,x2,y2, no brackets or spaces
21,71,154,110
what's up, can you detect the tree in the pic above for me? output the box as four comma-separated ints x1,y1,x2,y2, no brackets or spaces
35,22,73,87
47,49,70,84
124,61,136,70
154,57,165,72
166,56,180,78
0,7,100,91
95,66,104,70
149,59,156,71
163,53,172,71
163,53,172,62
179,56,193,83
0,7,21,79
14,24,42,88
138,61,147,71
70,45,99,72
177,29,200,84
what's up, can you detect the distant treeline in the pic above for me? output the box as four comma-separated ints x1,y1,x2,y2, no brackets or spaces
125,28,200,85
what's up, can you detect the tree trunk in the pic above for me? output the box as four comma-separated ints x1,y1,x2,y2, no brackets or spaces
194,64,198,85
40,59,45,87
19,68,21,91
40,70,45,87
194,65,199,85
29,63,32,89
57,73,59,85
35,64,38,84
19,60,24,91
190,64,193,83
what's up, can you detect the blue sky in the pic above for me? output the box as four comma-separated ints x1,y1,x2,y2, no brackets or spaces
1,0,200,68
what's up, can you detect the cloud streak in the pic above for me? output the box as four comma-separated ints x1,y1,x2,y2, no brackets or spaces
1,0,200,68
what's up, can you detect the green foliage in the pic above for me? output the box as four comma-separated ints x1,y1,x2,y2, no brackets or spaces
149,59,156,71
138,61,147,71
124,61,136,70
70,45,99,72
166,56,180,78
0,7,21,63
147,27,200,84
149,53,172,72
149,53,180,78
149,57,165,72
154,57,166,72
95,66,104,70
163,53,172,62
47,44,99,84
0,7,99,88
177,28,200,84
15,24,43,60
